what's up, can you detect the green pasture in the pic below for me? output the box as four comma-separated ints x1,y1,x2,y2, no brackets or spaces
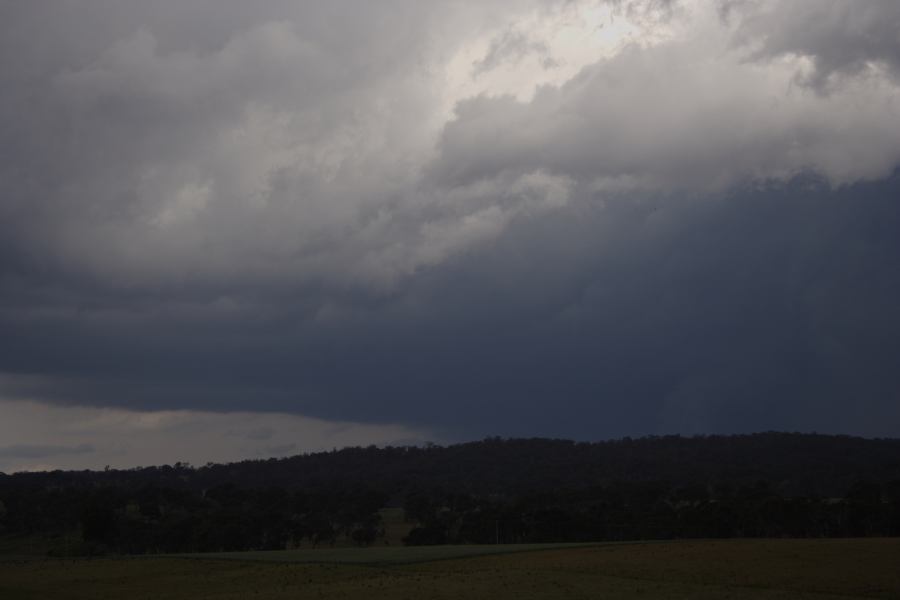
1,538,898,599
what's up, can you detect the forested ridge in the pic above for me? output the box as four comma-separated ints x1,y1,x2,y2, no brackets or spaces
1,433,899,555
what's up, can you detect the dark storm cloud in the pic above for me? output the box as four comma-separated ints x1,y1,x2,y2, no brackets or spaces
3,175,898,440
1,1,899,442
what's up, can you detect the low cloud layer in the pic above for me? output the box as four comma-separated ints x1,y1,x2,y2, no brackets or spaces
0,399,427,473
0,443,94,461
1,0,899,451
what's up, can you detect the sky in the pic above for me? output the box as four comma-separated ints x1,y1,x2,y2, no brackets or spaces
1,0,900,472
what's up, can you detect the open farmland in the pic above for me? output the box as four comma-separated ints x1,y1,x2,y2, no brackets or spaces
1,538,898,599
174,542,601,565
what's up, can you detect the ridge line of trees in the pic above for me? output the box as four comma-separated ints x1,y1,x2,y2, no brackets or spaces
2,433,899,555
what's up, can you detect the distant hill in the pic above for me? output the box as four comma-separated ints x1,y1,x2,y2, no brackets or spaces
3,433,899,555
4,432,900,498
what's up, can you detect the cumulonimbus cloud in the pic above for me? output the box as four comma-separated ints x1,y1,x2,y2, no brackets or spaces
3,1,898,292
1,0,899,443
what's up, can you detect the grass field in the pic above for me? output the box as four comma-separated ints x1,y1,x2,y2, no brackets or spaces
1,538,898,599
175,541,602,564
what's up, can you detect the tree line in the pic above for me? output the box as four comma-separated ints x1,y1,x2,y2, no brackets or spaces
0,484,385,555
5,433,899,498
2,433,900,555
401,480,900,545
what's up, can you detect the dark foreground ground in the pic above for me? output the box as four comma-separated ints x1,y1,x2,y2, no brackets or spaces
1,538,898,599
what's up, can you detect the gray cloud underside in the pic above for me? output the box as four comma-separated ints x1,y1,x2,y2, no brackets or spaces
730,0,900,89
1,0,899,440
0,443,94,460
0,400,427,472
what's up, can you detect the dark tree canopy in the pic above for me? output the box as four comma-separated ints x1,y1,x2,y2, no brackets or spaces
1,433,899,554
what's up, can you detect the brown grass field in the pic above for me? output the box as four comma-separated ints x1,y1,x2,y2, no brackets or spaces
1,538,898,599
